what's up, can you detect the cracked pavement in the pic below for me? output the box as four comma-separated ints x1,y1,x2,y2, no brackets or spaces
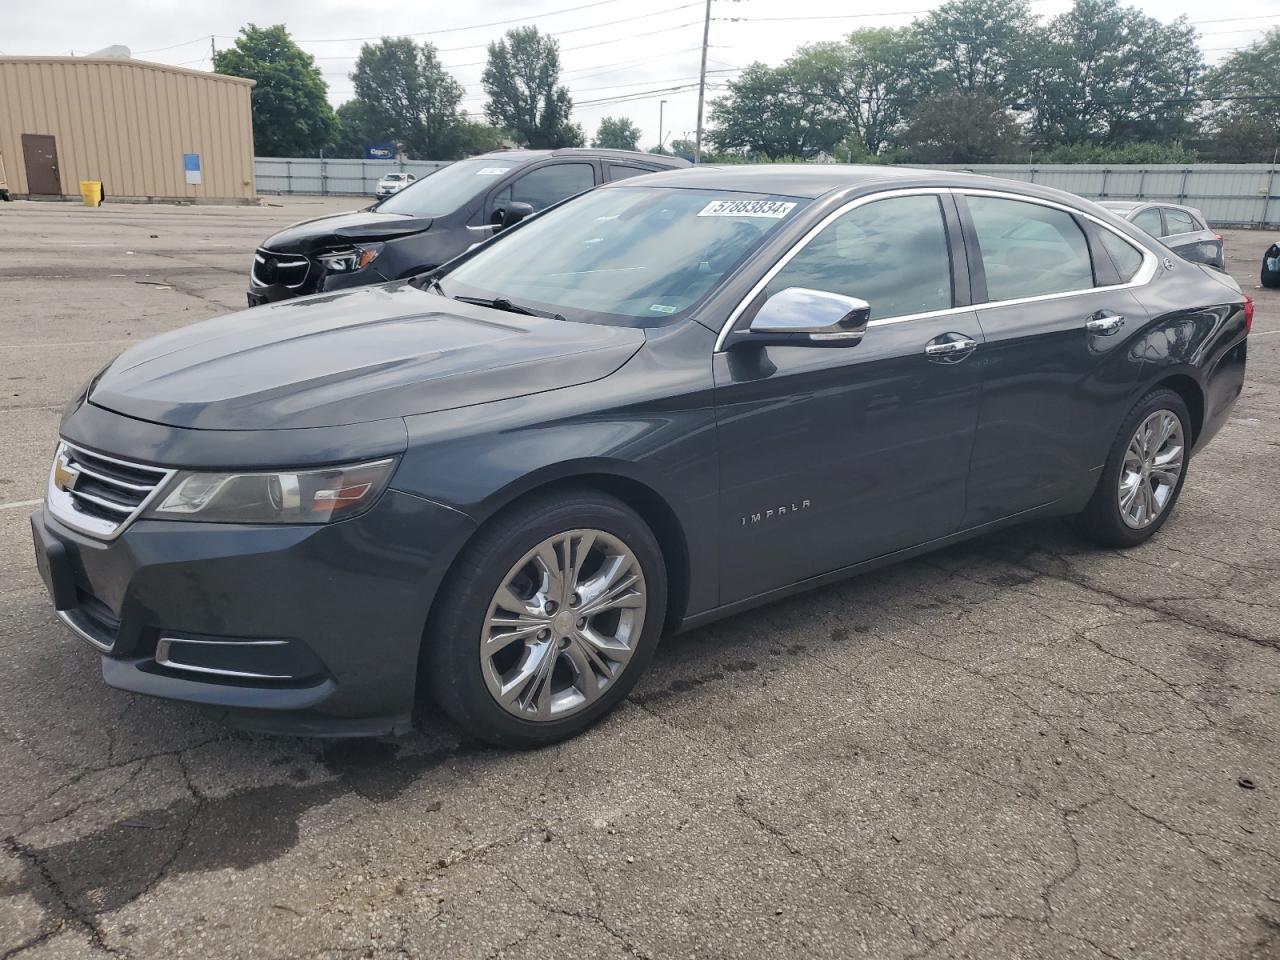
1,197,1278,959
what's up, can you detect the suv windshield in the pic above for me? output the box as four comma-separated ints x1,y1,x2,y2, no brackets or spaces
377,158,518,217
440,187,806,324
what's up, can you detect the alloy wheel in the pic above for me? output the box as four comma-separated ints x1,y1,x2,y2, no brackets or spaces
1118,409,1184,529
480,529,647,721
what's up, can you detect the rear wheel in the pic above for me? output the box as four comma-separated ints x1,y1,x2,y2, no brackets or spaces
1075,388,1191,548
425,490,667,747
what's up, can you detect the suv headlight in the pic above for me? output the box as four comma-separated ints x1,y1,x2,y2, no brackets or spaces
145,458,396,524
317,243,383,273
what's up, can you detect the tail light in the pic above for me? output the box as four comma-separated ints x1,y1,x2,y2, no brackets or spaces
1214,234,1223,242
1243,295,1254,335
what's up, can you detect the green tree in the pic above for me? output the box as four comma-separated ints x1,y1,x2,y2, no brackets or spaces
349,38,465,159
913,0,1045,101
903,92,1023,163
482,27,583,148
592,116,641,150
1201,29,1280,160
1032,0,1202,146
789,28,924,157
328,101,377,158
446,119,510,157
707,62,847,159
213,24,335,157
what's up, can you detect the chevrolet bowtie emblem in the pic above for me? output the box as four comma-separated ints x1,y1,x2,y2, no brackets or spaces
53,454,80,493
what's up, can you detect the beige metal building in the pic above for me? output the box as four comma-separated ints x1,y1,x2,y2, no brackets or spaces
0,56,256,203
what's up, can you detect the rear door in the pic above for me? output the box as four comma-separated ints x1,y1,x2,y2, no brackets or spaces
957,191,1153,525
713,190,985,603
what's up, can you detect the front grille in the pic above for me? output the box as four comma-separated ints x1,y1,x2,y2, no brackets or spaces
46,441,174,540
252,249,311,289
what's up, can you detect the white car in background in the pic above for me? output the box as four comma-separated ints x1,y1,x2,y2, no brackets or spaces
375,172,415,199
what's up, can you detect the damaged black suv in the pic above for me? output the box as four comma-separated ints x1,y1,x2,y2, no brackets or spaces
246,148,688,306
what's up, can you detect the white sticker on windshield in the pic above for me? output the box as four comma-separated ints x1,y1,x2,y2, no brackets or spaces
648,304,677,314
697,199,797,219
476,166,512,176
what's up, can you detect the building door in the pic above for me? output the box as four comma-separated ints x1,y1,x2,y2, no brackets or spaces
21,134,61,196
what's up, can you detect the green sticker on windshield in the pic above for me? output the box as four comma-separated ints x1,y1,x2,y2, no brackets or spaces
648,304,677,314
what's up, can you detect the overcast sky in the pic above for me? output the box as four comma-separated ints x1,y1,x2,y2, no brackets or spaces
3,0,1279,152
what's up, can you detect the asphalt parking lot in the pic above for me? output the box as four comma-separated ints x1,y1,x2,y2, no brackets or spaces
1,195,1278,960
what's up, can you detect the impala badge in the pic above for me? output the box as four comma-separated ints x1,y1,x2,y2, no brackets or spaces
740,499,811,526
53,453,80,493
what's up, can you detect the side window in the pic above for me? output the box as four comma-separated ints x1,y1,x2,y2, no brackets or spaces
606,163,653,182
494,162,595,213
967,196,1094,301
763,194,952,322
1097,229,1146,283
1162,207,1197,236
1132,208,1163,236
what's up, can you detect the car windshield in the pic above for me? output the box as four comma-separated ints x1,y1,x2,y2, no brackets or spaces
440,187,807,325
376,158,517,217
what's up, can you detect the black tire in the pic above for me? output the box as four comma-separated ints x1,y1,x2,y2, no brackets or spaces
1074,388,1191,548
424,488,667,748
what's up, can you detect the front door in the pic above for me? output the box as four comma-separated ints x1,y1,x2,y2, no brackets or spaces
957,192,1147,525
21,134,61,196
713,192,985,605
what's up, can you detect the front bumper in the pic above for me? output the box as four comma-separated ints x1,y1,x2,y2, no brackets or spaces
31,488,475,736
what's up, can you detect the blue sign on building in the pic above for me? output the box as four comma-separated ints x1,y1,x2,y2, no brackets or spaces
365,144,395,160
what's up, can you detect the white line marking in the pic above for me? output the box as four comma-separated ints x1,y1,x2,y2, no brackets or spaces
1251,329,1278,337
0,499,42,511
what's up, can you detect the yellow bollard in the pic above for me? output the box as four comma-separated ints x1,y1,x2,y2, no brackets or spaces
79,180,103,207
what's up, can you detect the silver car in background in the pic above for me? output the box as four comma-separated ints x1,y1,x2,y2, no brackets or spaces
1099,200,1225,270
375,171,416,199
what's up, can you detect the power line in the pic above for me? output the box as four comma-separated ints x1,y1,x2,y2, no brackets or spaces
134,34,211,55
284,0,640,42
313,17,705,60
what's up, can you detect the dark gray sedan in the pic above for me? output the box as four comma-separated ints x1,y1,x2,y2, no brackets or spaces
33,166,1251,746
1099,200,1225,270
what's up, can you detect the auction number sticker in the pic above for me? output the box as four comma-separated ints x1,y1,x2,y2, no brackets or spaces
476,167,512,176
697,199,796,218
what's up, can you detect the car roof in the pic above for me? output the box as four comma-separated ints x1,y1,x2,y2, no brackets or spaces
1098,200,1144,213
603,163,1013,199
473,148,689,169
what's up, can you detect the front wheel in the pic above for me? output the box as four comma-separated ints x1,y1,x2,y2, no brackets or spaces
424,490,667,748
1074,388,1191,548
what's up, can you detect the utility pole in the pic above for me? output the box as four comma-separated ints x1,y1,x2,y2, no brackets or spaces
210,35,216,64
658,100,668,153
694,0,711,163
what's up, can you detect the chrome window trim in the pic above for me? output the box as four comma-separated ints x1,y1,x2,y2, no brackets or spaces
46,440,176,541
155,636,293,680
713,185,1159,351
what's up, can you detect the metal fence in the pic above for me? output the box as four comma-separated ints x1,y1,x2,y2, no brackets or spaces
254,158,450,197
255,158,1280,228
928,163,1280,228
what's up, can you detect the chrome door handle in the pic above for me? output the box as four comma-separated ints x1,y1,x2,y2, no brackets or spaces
1085,314,1125,335
924,338,977,357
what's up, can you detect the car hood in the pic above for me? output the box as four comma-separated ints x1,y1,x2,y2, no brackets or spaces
263,211,433,254
89,284,645,430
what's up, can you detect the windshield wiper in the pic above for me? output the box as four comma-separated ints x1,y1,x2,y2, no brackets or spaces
452,295,566,323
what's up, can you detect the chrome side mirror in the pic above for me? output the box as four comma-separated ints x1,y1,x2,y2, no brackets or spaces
739,287,870,348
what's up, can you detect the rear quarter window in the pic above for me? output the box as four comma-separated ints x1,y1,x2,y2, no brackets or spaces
1097,229,1146,283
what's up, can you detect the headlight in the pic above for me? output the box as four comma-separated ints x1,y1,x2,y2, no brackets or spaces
317,243,383,273
145,458,396,524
